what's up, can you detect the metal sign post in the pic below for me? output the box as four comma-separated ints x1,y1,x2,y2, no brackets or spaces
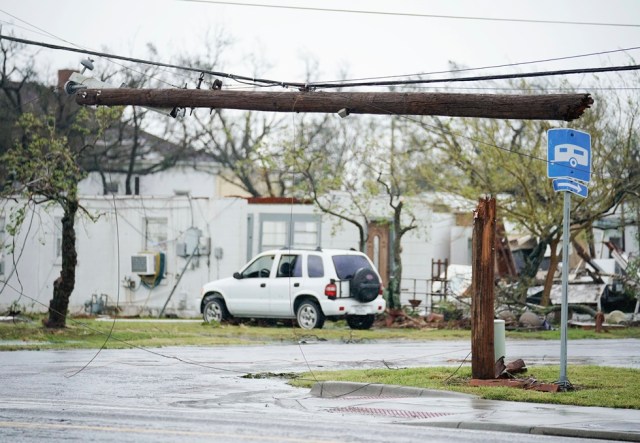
547,128,591,391
558,191,571,388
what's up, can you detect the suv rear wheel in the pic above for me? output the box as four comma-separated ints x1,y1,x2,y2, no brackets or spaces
296,300,325,330
203,297,229,323
346,314,375,330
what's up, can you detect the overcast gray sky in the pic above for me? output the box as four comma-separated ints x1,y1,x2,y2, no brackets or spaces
1,0,639,89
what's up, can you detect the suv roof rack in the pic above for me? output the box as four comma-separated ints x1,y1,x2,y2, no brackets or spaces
278,246,324,251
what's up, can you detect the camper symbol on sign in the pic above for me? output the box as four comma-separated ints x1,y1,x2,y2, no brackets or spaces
547,128,591,183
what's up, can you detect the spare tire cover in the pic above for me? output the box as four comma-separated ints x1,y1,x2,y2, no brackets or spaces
350,267,381,303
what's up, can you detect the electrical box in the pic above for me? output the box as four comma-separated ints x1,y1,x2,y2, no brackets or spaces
131,253,156,275
199,237,211,256
177,231,210,257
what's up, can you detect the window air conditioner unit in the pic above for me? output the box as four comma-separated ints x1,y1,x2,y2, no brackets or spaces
131,253,156,275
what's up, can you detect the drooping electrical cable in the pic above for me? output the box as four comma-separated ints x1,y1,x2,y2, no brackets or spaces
65,130,124,378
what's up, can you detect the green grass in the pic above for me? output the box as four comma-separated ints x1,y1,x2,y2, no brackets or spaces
1,316,639,350
0,318,468,350
291,365,640,409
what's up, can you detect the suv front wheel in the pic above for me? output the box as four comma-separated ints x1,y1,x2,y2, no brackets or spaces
203,297,229,323
296,300,325,330
346,314,375,330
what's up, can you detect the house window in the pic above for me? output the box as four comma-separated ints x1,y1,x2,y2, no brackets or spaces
293,221,319,249
106,181,119,194
261,220,287,251
145,218,168,251
258,214,321,252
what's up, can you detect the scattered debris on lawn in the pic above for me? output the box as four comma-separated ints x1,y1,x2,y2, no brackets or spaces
469,377,560,393
469,357,562,392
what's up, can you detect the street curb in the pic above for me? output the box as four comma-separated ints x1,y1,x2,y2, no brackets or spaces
311,382,640,442
310,381,478,399
421,422,640,442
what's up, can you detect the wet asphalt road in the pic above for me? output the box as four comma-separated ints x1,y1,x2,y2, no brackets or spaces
0,339,637,442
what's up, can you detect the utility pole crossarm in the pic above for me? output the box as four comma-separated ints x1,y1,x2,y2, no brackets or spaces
76,89,593,121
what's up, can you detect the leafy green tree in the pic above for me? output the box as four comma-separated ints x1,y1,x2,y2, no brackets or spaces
3,113,84,327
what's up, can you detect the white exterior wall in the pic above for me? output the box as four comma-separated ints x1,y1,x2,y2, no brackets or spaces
450,226,473,265
0,191,476,317
80,165,218,198
320,216,362,251
1,196,215,317
401,211,454,281
209,198,249,279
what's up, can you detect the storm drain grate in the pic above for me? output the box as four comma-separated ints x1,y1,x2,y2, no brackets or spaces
329,406,455,419
332,396,408,400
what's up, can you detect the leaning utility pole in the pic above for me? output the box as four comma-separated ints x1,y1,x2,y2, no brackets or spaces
76,89,593,121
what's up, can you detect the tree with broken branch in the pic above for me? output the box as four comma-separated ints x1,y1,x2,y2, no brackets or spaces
416,76,640,306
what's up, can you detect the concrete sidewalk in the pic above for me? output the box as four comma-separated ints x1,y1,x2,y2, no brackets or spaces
279,381,640,442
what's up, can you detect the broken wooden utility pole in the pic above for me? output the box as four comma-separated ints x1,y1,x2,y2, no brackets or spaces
471,196,497,380
76,89,593,121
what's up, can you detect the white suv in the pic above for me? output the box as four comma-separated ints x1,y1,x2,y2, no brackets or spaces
199,248,386,329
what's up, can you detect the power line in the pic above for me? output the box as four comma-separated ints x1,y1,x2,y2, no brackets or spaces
0,10,180,88
3,33,640,92
307,64,640,89
178,0,640,28
0,33,297,89
4,11,640,90
314,46,640,86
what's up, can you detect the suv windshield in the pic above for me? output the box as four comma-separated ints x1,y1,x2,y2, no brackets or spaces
332,255,373,280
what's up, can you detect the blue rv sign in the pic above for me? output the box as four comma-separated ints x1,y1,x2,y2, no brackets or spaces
547,128,591,184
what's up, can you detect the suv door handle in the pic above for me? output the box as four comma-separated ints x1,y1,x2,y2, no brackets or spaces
293,283,300,287
260,283,266,288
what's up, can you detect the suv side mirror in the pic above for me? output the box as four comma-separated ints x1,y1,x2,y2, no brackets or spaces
233,272,243,280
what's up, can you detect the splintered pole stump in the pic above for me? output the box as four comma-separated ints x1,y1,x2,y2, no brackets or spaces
471,197,497,380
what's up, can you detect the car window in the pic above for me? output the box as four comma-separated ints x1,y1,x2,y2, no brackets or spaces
307,254,324,278
277,254,302,278
332,255,372,280
241,254,275,278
